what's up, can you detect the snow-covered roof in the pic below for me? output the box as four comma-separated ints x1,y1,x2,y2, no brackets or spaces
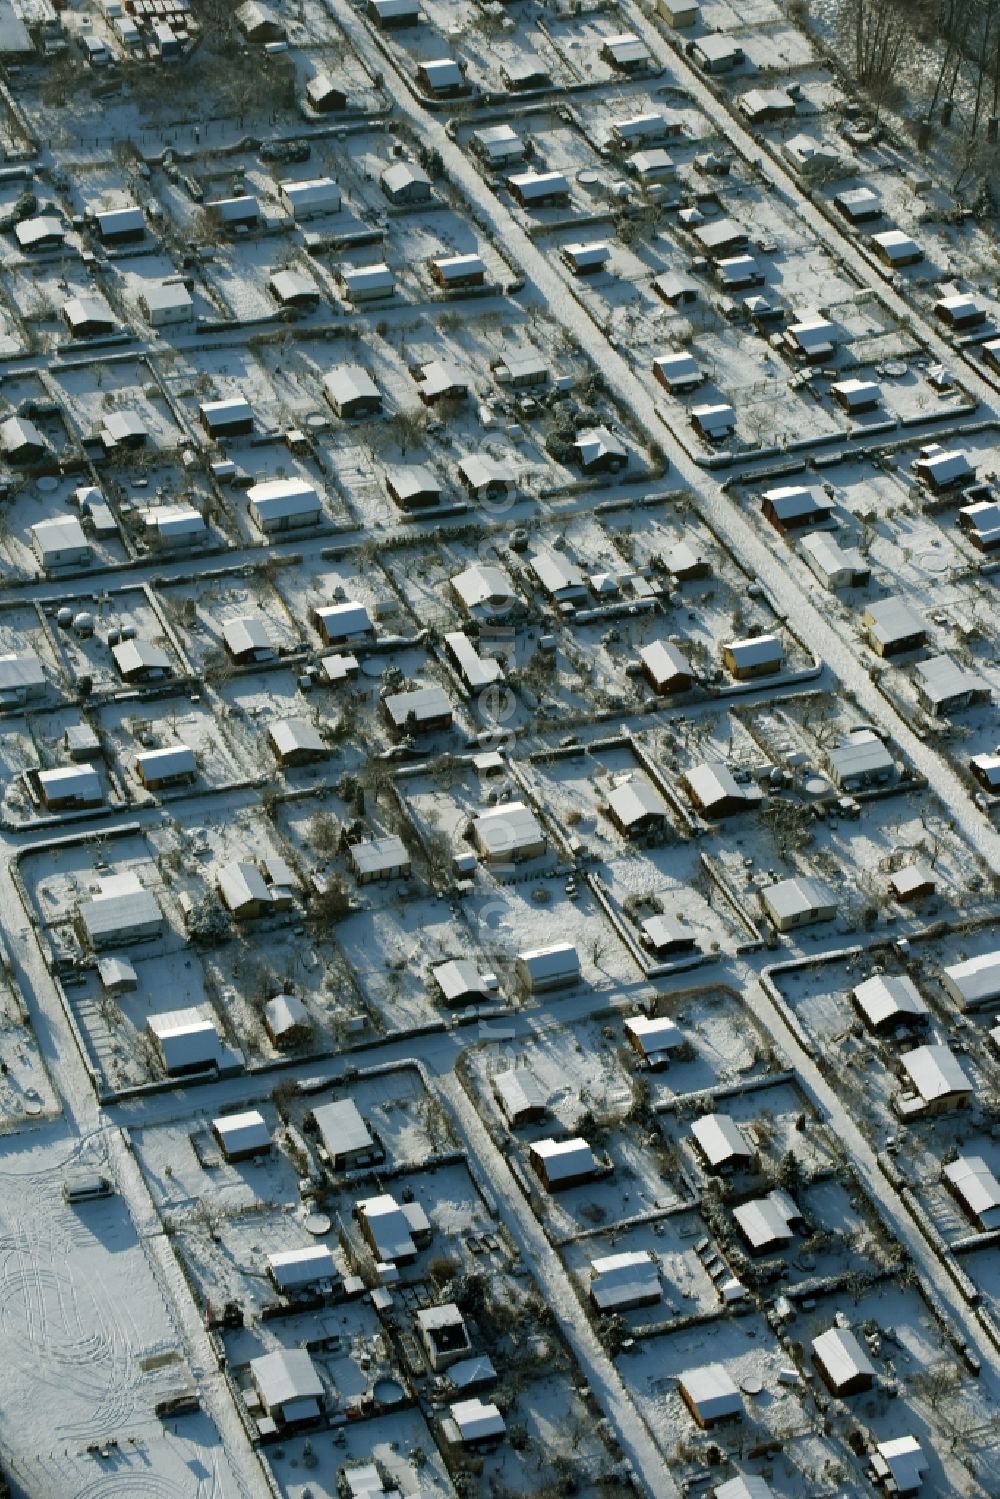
492,1067,547,1122
136,745,197,781
452,561,519,613
450,1397,505,1442
782,133,842,172
315,600,372,639
799,531,868,582
508,170,570,199
529,549,587,598
385,463,440,504
31,516,89,559
207,194,260,223
251,1348,323,1413
872,1435,928,1494
147,1006,221,1069
112,635,170,677
831,377,881,407
223,616,273,658
97,956,137,991
811,1327,876,1389
473,123,523,161
473,801,544,859
267,1245,338,1289
915,447,972,486
692,402,736,436
417,358,468,402
864,596,926,647
383,683,451,728
269,269,319,304
612,109,682,142
201,396,252,428
715,1475,776,1499
590,1250,660,1311
960,500,1000,546
39,765,101,802
342,263,394,296
628,147,676,178
145,504,205,539
936,292,981,320
323,363,380,411
943,1155,1000,1230
530,1137,595,1180
723,634,783,669
433,959,497,1004
683,762,755,813
762,875,835,925
218,859,271,913
356,1193,416,1262
602,31,650,65
941,951,1000,1009
370,0,418,16
516,942,580,984
763,484,833,521
350,834,410,879
459,453,516,490
420,58,463,90
445,631,503,690
264,992,310,1037
433,252,485,281
15,214,64,248
827,729,895,784
312,1098,374,1160
142,280,194,316
63,293,115,329
641,914,696,953
872,227,920,260
607,775,668,828
693,216,746,254
624,1015,684,1057
653,352,701,387
733,1190,799,1251
691,1113,751,1168
563,241,611,269
0,650,45,696
247,477,322,521
853,974,928,1030
835,186,881,217
901,1044,972,1103
787,317,837,353
678,1362,743,1421
213,1109,270,1154
640,639,693,686
269,715,327,760
80,873,163,945
280,177,341,214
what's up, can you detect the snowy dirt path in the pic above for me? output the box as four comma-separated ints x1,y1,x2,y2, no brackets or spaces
436,1071,681,1499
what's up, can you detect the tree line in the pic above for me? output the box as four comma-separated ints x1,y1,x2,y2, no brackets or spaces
838,0,1000,144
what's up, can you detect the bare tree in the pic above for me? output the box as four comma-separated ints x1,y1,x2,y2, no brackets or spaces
839,0,911,120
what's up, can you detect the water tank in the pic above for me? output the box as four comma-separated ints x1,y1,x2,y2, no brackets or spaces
73,612,94,637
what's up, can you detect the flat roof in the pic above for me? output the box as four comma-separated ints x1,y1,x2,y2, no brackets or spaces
678,1362,742,1419
312,1098,374,1158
